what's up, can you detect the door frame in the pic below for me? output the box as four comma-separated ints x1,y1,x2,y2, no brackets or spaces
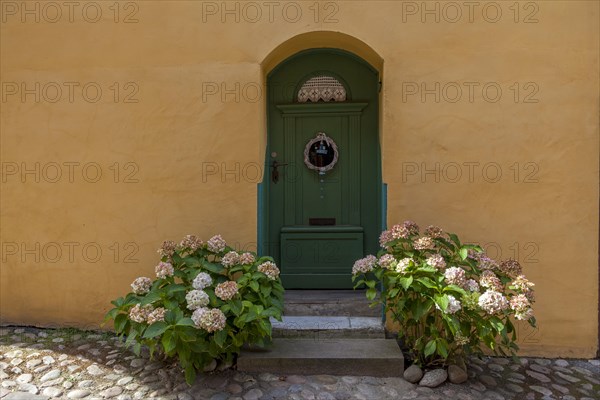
257,48,386,286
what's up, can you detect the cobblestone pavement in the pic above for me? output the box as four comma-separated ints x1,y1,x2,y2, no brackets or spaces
0,326,599,400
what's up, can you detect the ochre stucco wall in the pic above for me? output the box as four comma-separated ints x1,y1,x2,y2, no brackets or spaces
1,1,598,357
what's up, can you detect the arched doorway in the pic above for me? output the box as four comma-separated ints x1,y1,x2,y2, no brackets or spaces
261,48,382,289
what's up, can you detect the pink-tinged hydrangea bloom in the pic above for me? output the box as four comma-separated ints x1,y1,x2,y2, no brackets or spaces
207,235,227,253
478,290,509,315
465,279,480,292
131,277,152,295
426,254,446,270
198,308,227,333
221,251,240,267
155,262,174,279
444,267,466,287
129,304,153,323
239,252,255,265
186,290,210,310
480,270,503,292
352,255,377,275
258,261,280,280
391,224,410,239
395,258,413,274
424,225,444,238
402,221,420,235
157,240,177,259
499,259,522,278
512,274,535,301
379,230,394,247
378,254,396,270
414,236,435,250
478,256,499,271
215,281,239,301
147,307,167,324
192,272,212,290
179,235,203,252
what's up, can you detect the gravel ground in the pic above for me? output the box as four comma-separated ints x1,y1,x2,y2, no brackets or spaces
0,326,599,400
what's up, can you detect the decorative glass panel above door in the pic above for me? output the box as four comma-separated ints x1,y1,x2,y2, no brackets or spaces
297,75,347,103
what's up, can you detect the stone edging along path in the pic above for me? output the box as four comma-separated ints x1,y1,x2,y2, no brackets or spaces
1,326,599,400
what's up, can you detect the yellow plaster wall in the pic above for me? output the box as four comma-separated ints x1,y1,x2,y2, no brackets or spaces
1,1,598,357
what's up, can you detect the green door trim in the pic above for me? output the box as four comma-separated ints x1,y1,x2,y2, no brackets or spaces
276,102,368,116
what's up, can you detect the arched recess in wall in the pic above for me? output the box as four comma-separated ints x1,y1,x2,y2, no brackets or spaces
261,31,384,78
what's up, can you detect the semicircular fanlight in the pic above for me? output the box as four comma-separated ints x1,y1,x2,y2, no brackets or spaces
297,75,347,103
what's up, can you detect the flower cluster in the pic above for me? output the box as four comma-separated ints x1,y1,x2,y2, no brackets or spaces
157,240,177,259
131,277,152,295
378,254,397,269
426,254,446,270
258,261,280,280
186,290,210,310
193,308,227,333
478,290,509,314
155,262,174,279
413,236,435,250
424,225,444,238
510,293,533,320
480,270,503,292
499,259,522,278
193,272,213,290
147,307,167,324
215,281,239,301
221,251,240,267
129,304,154,323
395,257,413,274
444,267,466,287
352,255,377,275
239,252,255,265
179,235,203,252
207,235,227,253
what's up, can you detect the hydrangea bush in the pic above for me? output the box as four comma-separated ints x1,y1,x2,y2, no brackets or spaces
352,221,536,368
105,235,284,384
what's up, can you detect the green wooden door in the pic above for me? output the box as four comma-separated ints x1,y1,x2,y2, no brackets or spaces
263,49,381,289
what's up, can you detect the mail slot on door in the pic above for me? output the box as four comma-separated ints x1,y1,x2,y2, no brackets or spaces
309,218,336,226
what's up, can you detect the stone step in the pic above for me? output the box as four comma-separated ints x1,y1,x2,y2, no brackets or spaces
284,290,380,317
271,316,385,339
237,338,404,376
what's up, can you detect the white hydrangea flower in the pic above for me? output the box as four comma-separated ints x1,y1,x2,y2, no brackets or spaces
193,272,212,290
239,252,255,265
191,307,209,327
378,254,397,270
215,281,239,301
395,258,413,274
478,290,509,315
465,279,480,292
186,290,210,310
197,308,227,333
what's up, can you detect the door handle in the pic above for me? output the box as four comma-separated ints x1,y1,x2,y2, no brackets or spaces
271,160,288,184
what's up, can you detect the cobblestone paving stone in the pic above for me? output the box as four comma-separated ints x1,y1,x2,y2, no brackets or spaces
1,327,599,399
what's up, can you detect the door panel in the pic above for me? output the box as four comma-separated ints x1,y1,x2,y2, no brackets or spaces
264,49,380,289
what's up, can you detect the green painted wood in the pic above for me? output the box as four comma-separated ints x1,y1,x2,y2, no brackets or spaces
264,48,381,289
280,231,364,289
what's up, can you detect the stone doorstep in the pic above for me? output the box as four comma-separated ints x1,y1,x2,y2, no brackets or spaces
284,290,380,317
237,338,404,377
271,316,385,339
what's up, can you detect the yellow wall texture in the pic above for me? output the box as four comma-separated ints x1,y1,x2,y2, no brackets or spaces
1,1,598,357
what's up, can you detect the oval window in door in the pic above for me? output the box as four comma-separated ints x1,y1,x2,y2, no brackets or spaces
304,132,339,175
